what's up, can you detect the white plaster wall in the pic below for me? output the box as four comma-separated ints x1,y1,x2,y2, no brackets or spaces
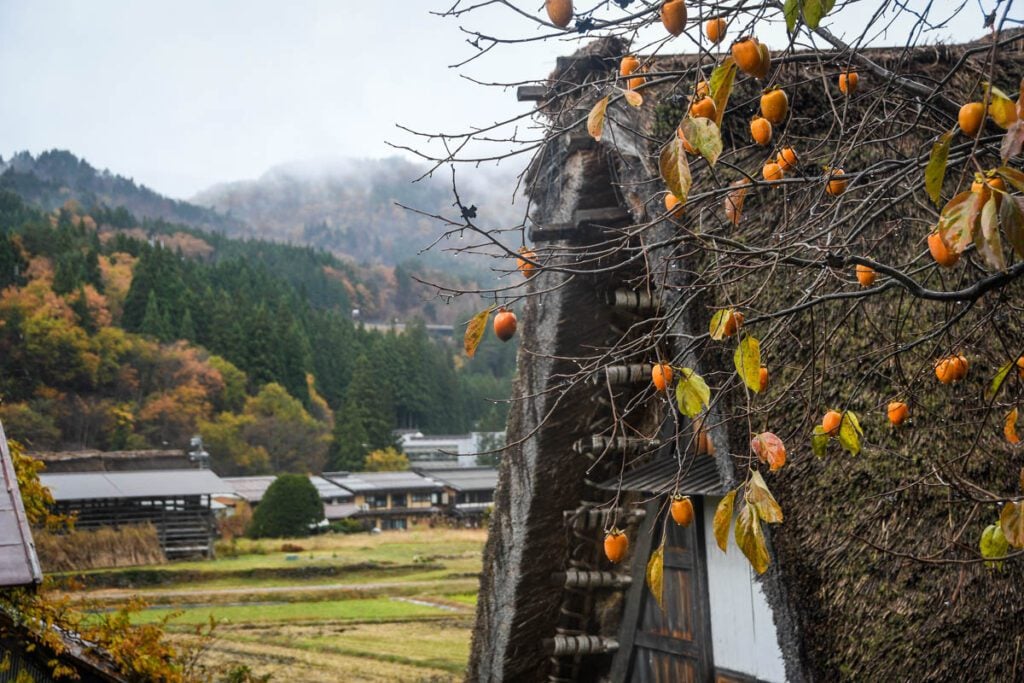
703,496,787,682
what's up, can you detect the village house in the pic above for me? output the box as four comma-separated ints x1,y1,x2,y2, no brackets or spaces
423,467,498,526
321,470,445,530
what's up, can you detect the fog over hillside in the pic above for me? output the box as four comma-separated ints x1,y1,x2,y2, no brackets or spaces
192,156,526,269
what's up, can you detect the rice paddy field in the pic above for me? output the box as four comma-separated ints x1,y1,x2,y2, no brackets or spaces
65,529,487,682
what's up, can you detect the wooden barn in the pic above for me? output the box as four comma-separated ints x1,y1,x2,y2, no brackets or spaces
470,35,1024,682
38,469,226,559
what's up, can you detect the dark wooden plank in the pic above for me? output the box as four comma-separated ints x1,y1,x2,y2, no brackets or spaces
516,85,548,102
608,499,661,681
634,630,701,658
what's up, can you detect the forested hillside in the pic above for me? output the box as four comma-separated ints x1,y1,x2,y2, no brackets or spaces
0,191,514,475
1,151,520,323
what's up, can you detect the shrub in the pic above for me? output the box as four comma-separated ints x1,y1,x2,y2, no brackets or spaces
247,474,323,538
328,519,366,534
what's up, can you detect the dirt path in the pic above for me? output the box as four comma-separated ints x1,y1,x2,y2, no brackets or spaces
74,578,479,605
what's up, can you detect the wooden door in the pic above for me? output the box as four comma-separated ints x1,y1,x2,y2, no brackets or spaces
625,500,714,682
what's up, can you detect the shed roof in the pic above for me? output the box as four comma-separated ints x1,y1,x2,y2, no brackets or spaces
597,453,726,496
222,476,276,503
321,471,442,493
0,424,42,587
40,469,227,501
426,467,499,492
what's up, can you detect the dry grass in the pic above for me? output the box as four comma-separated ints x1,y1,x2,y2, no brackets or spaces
35,523,165,572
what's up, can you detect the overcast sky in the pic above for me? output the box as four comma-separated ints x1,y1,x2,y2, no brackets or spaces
0,1,988,199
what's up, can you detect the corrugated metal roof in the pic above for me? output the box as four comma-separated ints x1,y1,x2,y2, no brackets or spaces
40,469,227,501
322,471,442,493
309,475,353,500
0,422,43,587
222,476,276,503
426,468,498,492
597,453,726,496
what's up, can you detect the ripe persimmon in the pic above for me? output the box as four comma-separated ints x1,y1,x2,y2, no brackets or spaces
652,362,674,391
517,248,537,278
604,529,629,563
759,366,769,391
826,168,847,196
958,102,985,137
676,127,697,155
935,354,968,384
822,410,842,436
660,0,687,36
855,264,876,287
493,308,517,342
750,117,773,146
887,401,909,426
762,161,784,182
628,75,646,90
696,424,715,455
545,0,573,28
619,55,640,77
705,17,726,44
732,37,769,79
838,70,858,95
690,96,717,119
776,147,798,172
664,193,685,217
722,310,744,336
972,174,1006,206
760,89,788,124
927,231,959,268
1016,355,1024,380
670,495,695,527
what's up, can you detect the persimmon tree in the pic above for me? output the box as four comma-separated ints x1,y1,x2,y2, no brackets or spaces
405,0,1024,580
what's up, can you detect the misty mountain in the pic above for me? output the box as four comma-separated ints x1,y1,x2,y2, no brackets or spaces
191,156,525,269
0,150,248,235
0,150,517,325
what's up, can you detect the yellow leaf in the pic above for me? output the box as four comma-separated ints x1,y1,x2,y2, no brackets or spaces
1006,407,1021,445
984,82,1019,129
463,308,492,357
646,538,665,609
746,469,783,523
709,58,737,126
980,522,1009,569
622,89,643,108
659,136,692,204
713,490,736,552
1000,501,1024,548
734,335,762,393
924,128,954,207
709,308,735,341
987,361,1014,401
679,116,723,166
735,502,770,574
837,410,863,456
675,368,710,418
587,96,610,141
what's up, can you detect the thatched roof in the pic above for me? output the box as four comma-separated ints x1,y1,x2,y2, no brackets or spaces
472,32,1024,682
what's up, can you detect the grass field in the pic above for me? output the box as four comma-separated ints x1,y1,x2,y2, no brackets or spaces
72,529,486,682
